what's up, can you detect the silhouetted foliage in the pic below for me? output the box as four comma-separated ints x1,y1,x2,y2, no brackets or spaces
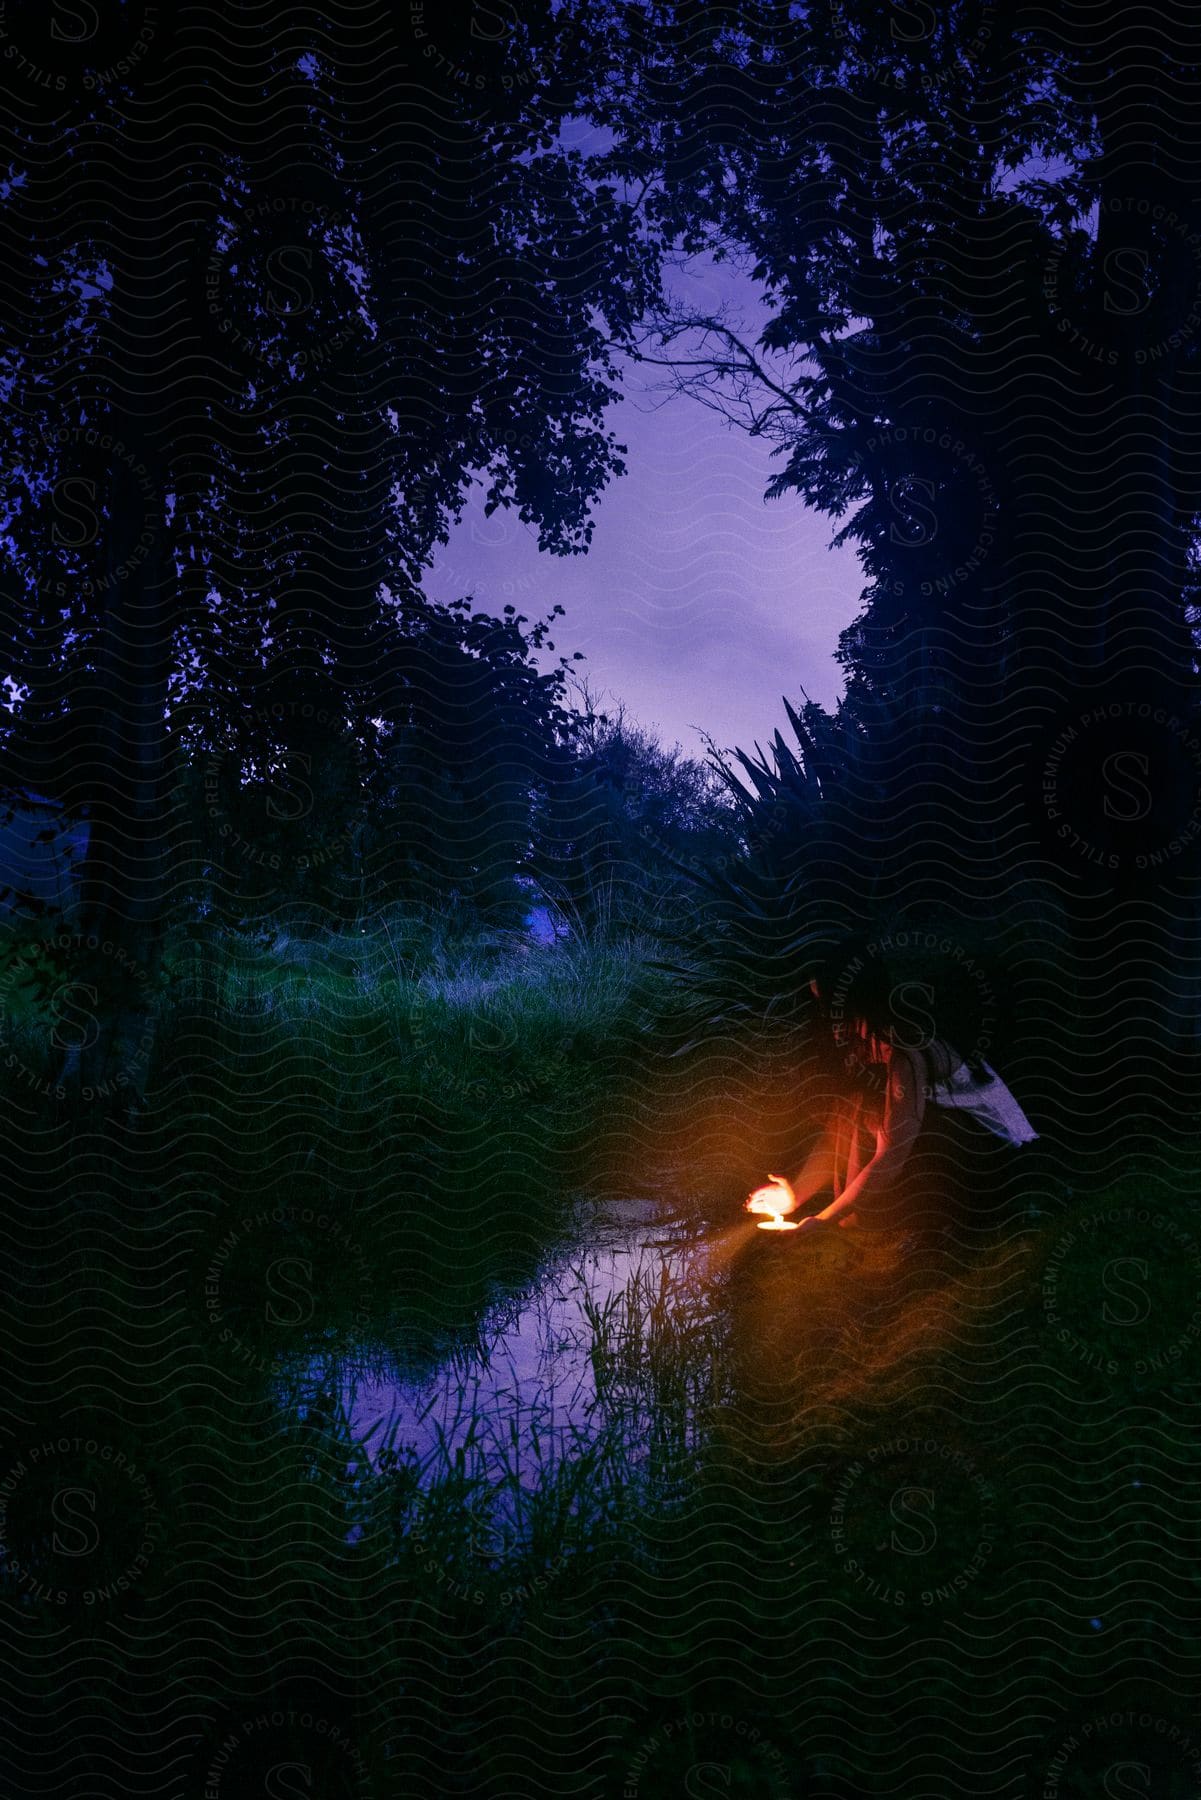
568,1,1201,1133
0,9,662,1083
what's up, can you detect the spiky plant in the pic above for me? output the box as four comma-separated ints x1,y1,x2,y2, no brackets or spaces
648,698,868,1045
653,692,1017,1091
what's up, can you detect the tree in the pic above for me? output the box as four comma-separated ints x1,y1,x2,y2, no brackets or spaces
541,684,738,927
0,5,661,1094
361,594,584,923
569,0,1201,1137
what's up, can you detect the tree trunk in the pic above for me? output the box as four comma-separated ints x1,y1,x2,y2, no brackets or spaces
67,411,174,1107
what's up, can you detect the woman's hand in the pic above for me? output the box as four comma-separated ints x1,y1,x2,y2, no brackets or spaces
794,1214,825,1235
746,1174,797,1216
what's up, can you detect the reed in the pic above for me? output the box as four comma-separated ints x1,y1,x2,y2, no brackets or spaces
3,909,1200,1795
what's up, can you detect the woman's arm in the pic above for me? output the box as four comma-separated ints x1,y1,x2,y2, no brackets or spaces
745,1125,836,1217
787,1126,838,1206
803,1052,926,1227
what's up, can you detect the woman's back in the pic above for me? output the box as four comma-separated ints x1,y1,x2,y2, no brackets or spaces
837,1039,1025,1243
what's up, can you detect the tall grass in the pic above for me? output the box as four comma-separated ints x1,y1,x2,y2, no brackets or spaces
1,904,681,1361
4,907,1200,1795
166,907,663,1084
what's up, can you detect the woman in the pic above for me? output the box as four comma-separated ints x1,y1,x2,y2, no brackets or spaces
750,954,1036,1246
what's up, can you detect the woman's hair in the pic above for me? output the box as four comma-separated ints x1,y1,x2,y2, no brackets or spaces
810,939,989,1089
811,942,891,1036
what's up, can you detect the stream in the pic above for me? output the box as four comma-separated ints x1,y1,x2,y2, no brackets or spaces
288,1194,725,1495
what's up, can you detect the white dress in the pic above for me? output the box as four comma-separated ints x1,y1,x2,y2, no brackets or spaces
927,1058,1038,1147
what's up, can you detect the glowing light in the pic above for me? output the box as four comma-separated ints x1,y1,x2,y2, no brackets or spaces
746,1182,800,1232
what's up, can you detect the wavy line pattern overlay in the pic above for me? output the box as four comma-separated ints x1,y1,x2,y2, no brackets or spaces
2,4,1200,1798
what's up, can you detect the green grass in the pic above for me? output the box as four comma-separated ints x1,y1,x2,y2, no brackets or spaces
2,913,1200,1795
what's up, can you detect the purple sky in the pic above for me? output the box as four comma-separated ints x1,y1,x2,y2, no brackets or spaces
424,259,865,760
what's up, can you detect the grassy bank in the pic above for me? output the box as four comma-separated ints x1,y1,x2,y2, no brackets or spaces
5,1155,1198,1796
1,911,674,1351
2,915,1199,1796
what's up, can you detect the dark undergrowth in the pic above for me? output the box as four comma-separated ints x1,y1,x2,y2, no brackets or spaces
1,916,1199,1796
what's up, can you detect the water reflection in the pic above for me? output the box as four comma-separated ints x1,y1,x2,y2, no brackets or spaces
288,1195,718,1492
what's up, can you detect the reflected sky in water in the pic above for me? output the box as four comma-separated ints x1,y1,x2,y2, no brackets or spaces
292,1197,717,1491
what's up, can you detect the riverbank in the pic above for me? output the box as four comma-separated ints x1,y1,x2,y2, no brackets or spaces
2,918,1199,1796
